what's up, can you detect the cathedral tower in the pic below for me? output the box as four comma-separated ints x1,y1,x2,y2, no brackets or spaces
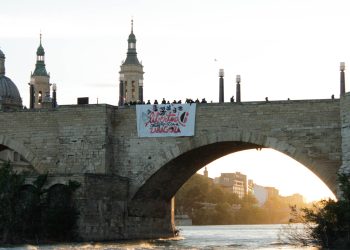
29,34,52,108
119,20,144,105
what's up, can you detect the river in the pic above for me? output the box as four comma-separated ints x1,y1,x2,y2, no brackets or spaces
2,224,318,249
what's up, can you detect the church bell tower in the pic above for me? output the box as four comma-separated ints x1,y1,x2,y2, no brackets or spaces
29,34,54,109
119,20,144,105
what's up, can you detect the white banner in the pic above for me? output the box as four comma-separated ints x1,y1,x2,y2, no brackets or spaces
136,103,196,137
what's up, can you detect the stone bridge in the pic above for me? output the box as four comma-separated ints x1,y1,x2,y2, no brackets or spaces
1,94,350,240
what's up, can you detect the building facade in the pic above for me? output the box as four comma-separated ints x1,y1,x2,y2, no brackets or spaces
119,20,144,105
215,172,247,198
253,184,268,206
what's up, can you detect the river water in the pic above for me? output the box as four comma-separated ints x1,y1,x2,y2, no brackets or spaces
3,224,318,250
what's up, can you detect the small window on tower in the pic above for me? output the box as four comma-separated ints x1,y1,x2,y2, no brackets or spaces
38,91,42,104
132,81,135,98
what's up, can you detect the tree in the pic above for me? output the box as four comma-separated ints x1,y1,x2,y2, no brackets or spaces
0,162,25,243
43,181,80,241
0,162,80,244
284,173,350,249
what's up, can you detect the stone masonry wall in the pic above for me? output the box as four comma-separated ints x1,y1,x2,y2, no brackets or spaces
340,93,350,175
0,105,111,174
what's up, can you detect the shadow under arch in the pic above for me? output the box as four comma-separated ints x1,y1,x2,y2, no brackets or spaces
132,131,339,202
0,135,42,173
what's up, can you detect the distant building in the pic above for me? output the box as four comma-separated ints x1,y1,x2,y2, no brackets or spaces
265,186,279,199
253,184,268,206
248,179,254,194
282,193,305,206
253,186,279,206
214,172,247,198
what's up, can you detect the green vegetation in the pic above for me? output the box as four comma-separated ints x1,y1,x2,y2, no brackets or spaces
0,162,80,244
284,173,350,249
175,174,306,225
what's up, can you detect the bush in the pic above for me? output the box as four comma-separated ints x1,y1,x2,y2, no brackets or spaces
283,173,350,249
0,162,80,244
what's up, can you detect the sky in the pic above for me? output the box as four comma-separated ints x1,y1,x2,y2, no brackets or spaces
2,0,349,201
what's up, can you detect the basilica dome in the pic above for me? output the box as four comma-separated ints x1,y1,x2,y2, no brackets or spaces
0,49,23,110
0,76,22,104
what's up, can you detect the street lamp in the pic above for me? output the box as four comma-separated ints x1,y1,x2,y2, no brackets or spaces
139,79,144,103
219,69,224,103
29,78,35,109
340,62,345,71
236,75,241,84
119,74,125,106
236,75,241,103
340,62,346,97
52,83,57,108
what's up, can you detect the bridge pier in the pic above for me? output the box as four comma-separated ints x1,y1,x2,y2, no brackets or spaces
127,199,176,239
74,174,175,241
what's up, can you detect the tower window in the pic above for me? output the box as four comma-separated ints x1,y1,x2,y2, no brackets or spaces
38,91,42,104
124,81,128,99
132,81,135,98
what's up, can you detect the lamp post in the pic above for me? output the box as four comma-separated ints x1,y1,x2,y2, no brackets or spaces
119,74,125,106
340,62,346,97
29,78,34,109
219,69,224,103
236,75,241,103
138,79,143,103
52,83,57,108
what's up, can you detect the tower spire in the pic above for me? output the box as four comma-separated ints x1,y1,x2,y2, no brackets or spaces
33,33,48,76
131,19,134,33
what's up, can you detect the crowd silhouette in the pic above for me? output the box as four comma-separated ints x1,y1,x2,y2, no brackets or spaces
124,97,208,106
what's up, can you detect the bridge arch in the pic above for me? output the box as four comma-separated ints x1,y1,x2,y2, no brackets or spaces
132,130,338,203
0,135,42,173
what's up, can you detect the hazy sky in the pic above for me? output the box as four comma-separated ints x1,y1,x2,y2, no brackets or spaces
2,0,349,201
